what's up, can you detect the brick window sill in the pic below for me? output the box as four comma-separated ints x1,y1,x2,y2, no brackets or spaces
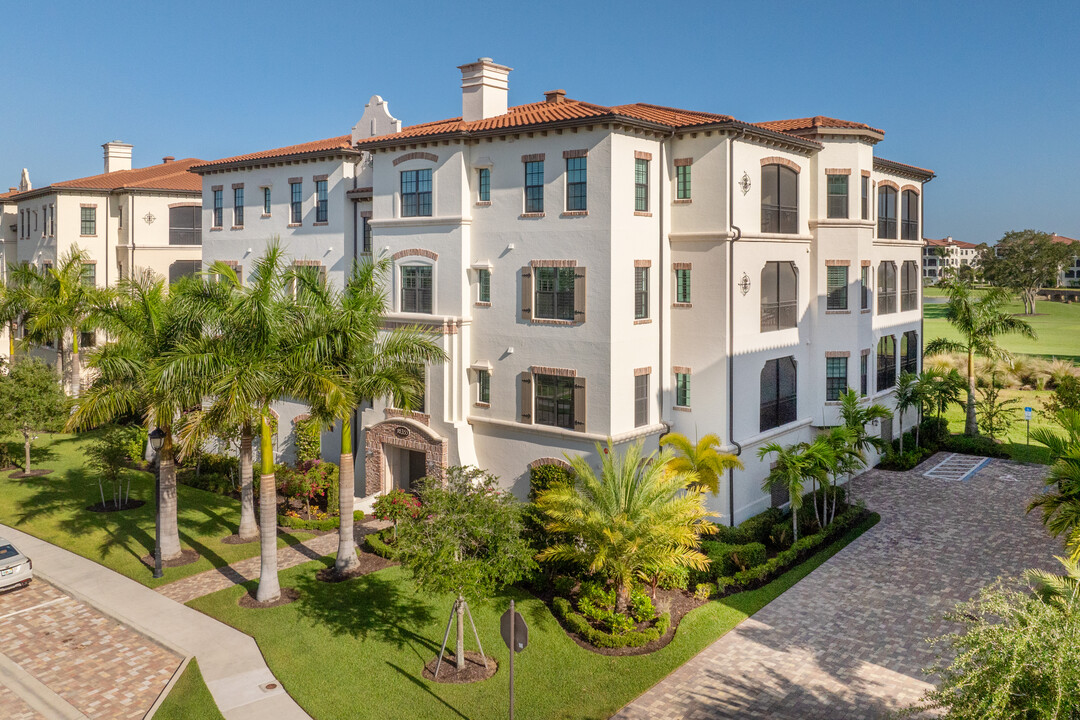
561,211,588,217
261,213,272,219
673,302,692,308
287,223,302,228
530,318,578,326
209,227,222,232
474,402,490,409
475,301,491,307
673,199,692,205
634,318,652,325
673,405,692,412
80,234,98,238
231,226,244,231
475,201,491,207
826,309,851,315
313,222,328,227
520,212,546,219
634,211,653,217
861,309,872,314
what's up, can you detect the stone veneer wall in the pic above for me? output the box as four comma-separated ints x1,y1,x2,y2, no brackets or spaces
363,416,448,495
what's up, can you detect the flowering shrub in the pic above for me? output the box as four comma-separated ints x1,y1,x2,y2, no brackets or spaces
371,489,421,539
277,460,340,518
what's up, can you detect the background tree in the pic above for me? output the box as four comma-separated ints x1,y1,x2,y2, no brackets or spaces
0,357,69,472
975,372,1019,442
926,282,1036,436
86,425,142,510
535,440,717,613
978,230,1074,315
395,466,534,673
659,432,744,496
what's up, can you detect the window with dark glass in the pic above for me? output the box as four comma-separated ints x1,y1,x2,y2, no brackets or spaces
168,206,201,245
827,174,848,218
79,206,96,235
877,335,897,391
675,268,691,304
634,373,649,427
761,261,798,332
861,265,871,310
401,169,432,217
362,216,372,253
315,179,328,222
566,157,587,211
478,269,491,303
535,374,574,429
827,265,848,310
878,186,897,238
675,372,690,407
478,168,490,202
400,265,432,313
524,161,544,213
676,164,691,200
900,331,919,375
901,190,919,240
168,259,200,285
635,267,649,320
212,190,223,228
760,356,797,431
234,187,244,226
826,356,847,401
877,261,897,314
634,158,649,212
761,164,798,234
861,176,869,220
290,182,302,223
80,263,96,287
860,353,868,396
478,369,490,404
534,267,575,320
901,261,919,311
263,187,271,215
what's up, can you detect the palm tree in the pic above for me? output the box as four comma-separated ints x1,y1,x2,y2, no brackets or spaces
894,371,921,453
67,270,203,562
291,256,445,576
1026,556,1080,614
159,243,350,602
1032,409,1080,462
659,432,744,498
534,440,717,612
838,389,892,503
821,426,861,526
1028,451,1080,562
758,440,833,543
916,367,964,422
925,282,1036,436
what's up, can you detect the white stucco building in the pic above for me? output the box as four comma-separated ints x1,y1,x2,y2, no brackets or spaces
199,58,934,524
923,236,978,282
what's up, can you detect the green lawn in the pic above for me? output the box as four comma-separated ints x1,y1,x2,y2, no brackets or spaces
0,431,313,587
187,514,879,720
940,389,1055,464
154,659,225,720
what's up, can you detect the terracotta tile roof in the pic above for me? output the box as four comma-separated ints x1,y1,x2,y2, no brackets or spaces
925,237,978,249
611,103,735,127
755,116,885,135
0,189,18,202
1050,233,1080,245
874,156,935,179
36,158,204,194
193,135,354,171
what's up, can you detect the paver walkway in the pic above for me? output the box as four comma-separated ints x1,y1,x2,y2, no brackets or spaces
156,520,389,603
617,453,1061,719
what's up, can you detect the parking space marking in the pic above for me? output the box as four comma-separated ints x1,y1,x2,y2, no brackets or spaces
0,596,69,621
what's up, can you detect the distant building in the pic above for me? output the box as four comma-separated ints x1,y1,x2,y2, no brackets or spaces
922,236,978,282
1050,233,1080,287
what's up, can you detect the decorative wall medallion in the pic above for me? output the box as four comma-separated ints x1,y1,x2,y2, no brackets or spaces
143,212,156,225
739,272,751,295
393,426,409,439
739,172,751,195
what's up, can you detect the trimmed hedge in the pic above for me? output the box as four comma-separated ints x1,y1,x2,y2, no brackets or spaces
278,510,364,532
701,541,767,579
711,506,784,545
364,528,398,559
552,596,671,649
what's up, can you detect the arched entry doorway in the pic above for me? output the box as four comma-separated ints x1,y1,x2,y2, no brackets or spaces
363,418,447,495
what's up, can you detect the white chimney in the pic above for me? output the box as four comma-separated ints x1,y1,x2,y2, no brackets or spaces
458,58,512,122
18,168,31,192
102,141,133,173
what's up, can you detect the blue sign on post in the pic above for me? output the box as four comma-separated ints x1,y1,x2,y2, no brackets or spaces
1025,407,1033,420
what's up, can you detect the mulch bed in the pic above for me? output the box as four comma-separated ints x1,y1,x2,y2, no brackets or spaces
9,469,54,479
315,550,397,583
238,586,300,609
86,499,147,513
140,548,201,569
422,651,498,684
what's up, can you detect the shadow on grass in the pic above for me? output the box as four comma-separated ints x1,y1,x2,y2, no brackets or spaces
386,663,470,720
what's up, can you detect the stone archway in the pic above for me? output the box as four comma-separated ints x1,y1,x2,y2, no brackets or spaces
364,418,447,495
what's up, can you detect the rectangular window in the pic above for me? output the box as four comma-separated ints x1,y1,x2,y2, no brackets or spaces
524,161,544,213
478,269,491,303
362,216,372,253
675,372,690,408
634,373,649,427
169,206,201,245
675,268,691,304
901,261,919,311
534,267,575,320
80,263,96,287
80,206,96,235
760,356,797,431
477,369,490,404
861,176,869,220
827,174,848,218
634,158,649,212
826,356,847,401
860,353,869,396
315,179,328,222
861,265,871,310
634,266,649,320
676,164,691,200
401,168,432,217
566,157,587,211
212,189,223,227
826,265,848,310
263,187,271,215
535,374,575,429
401,265,432,313
234,187,244,226
478,168,490,203
290,182,302,224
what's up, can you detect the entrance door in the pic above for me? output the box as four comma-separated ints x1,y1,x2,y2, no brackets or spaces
385,446,427,492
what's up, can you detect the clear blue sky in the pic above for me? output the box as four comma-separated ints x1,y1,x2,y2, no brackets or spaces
3,0,1077,243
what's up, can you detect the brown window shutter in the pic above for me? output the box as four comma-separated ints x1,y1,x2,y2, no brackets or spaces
573,267,587,322
521,266,533,320
573,377,587,431
519,371,533,423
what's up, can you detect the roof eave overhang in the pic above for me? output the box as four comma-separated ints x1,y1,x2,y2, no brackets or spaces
780,127,884,145
873,158,936,182
193,147,362,175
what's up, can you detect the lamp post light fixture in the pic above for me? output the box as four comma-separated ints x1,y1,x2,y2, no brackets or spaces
148,428,166,579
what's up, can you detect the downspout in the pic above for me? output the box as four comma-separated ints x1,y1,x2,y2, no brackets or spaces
130,195,136,278
727,128,746,527
104,195,110,288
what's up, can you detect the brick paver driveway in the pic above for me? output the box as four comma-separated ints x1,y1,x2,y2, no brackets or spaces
0,579,181,719
617,454,1061,719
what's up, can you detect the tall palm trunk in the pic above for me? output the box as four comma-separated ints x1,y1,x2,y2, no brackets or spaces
158,431,182,560
965,347,978,436
70,331,81,397
255,414,281,603
237,424,257,540
55,336,65,389
334,416,359,574
791,496,799,543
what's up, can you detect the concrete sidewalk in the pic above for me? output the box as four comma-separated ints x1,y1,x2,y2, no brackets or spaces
0,523,311,720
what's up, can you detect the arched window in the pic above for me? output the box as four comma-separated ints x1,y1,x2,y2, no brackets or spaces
760,261,798,332
877,261,897,314
761,164,798,234
900,331,919,375
877,335,896,391
877,186,897,238
901,190,919,240
901,261,919,311
760,356,797,431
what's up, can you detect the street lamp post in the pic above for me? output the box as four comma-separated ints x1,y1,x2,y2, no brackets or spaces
148,427,166,580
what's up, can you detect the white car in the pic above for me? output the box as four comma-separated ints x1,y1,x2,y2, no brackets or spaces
0,538,32,592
